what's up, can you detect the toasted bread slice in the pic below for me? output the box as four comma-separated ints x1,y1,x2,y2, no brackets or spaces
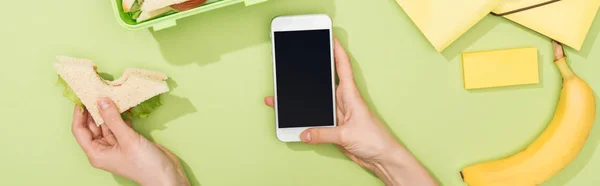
54,56,170,125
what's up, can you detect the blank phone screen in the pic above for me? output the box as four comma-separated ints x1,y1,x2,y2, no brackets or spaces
274,29,335,128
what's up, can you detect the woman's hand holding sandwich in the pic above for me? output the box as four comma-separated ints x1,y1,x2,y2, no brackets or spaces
71,97,189,186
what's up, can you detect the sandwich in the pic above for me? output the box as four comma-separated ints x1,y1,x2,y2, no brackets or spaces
54,56,170,125
123,0,209,22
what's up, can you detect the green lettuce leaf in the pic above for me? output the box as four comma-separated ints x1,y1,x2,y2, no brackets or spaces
130,0,143,19
56,75,84,111
131,11,142,20
127,95,162,119
56,75,165,120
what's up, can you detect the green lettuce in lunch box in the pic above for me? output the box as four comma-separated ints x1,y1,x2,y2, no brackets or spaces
124,0,209,22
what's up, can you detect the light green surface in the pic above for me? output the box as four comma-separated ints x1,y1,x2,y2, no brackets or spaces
0,0,599,185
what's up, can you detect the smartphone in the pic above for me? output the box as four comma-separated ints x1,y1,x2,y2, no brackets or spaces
270,14,336,142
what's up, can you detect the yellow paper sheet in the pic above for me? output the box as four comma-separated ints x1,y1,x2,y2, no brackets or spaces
493,0,600,50
396,0,505,52
462,47,539,89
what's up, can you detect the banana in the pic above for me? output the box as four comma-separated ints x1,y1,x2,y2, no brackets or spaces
461,41,596,186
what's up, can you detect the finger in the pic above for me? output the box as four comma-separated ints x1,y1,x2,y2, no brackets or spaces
264,96,274,108
72,106,94,153
333,38,355,84
336,108,345,126
97,97,138,144
87,113,102,139
301,127,342,145
100,125,117,146
101,123,113,137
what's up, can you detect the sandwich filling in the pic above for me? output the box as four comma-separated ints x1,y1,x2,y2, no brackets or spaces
124,0,212,22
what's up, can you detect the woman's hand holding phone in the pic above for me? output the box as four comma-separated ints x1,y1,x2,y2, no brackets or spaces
265,39,438,186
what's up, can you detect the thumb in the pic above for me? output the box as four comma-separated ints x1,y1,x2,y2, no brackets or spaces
301,127,342,145
97,97,138,144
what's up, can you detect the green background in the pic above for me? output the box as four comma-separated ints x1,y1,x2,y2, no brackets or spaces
1,0,599,185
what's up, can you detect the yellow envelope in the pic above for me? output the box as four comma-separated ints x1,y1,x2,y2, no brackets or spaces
396,0,505,51
493,0,600,50
494,0,555,13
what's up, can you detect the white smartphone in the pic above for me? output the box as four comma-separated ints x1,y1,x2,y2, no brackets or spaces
270,14,336,142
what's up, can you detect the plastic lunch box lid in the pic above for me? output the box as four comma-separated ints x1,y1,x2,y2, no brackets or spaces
111,0,268,31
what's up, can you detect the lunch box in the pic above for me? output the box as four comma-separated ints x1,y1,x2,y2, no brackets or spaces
111,0,268,31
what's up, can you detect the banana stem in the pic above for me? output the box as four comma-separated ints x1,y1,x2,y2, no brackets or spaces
552,40,565,60
552,40,575,80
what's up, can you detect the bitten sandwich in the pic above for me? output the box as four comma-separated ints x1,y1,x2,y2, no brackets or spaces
54,56,170,125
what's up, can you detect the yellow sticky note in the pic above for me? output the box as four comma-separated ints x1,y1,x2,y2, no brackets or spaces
493,0,600,50
462,47,539,89
396,0,505,52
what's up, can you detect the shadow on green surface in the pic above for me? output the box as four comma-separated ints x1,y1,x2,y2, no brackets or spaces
286,143,347,161
133,93,197,140
441,15,502,61
98,72,115,81
150,0,336,66
132,78,197,141
573,10,600,58
466,52,546,93
541,91,600,186
181,159,202,186
113,174,137,186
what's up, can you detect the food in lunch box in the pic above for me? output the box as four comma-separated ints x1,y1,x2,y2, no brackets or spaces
123,0,208,22
54,56,170,125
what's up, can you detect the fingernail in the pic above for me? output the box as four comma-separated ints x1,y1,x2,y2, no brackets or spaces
302,132,311,143
98,97,111,110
